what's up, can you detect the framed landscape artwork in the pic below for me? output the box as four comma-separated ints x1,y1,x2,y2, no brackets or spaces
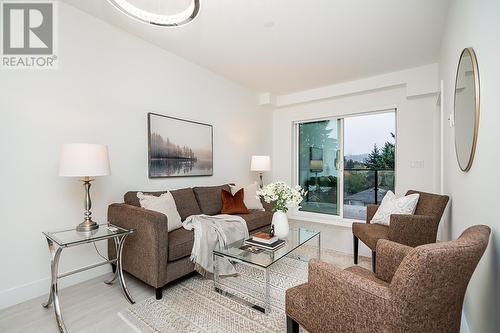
148,113,213,178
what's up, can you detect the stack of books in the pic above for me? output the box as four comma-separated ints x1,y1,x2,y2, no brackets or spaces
244,232,285,250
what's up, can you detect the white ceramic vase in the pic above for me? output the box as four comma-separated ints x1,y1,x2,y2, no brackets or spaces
272,211,289,239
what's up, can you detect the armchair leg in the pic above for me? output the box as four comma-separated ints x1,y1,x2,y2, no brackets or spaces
353,235,359,264
155,287,163,300
372,251,376,273
111,263,116,274
286,315,299,333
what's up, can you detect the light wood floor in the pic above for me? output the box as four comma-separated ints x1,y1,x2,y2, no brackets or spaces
0,271,153,333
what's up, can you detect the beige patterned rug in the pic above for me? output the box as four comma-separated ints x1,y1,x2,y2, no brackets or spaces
119,248,370,333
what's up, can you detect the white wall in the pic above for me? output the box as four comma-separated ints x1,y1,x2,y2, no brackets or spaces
0,3,270,309
270,66,441,255
439,0,500,332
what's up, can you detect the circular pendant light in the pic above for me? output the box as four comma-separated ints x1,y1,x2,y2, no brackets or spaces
108,0,200,27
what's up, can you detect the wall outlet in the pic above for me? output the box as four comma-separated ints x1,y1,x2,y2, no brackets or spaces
410,160,425,169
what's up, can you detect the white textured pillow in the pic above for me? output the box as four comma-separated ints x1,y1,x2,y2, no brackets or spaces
137,192,182,231
230,182,264,210
371,191,420,226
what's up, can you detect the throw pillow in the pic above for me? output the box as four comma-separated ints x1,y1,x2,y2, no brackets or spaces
221,189,250,214
371,191,420,226
137,192,182,231
230,182,264,210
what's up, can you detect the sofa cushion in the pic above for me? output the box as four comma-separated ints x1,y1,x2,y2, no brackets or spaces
170,188,202,220
124,191,166,207
137,192,182,231
168,228,194,262
193,185,231,215
230,183,264,210
237,210,272,232
124,188,201,221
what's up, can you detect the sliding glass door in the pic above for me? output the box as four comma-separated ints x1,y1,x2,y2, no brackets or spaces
296,111,396,220
298,119,341,215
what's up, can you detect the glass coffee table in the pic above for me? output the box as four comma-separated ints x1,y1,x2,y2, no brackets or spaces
213,227,320,313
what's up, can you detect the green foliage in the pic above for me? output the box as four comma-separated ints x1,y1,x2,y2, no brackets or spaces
363,134,395,170
364,144,382,169
344,171,369,195
381,141,395,169
299,121,333,149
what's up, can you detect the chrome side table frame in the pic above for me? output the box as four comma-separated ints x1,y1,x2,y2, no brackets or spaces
41,227,135,333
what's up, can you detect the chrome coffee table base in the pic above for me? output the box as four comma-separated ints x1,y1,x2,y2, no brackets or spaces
213,228,321,314
213,255,272,313
41,225,135,333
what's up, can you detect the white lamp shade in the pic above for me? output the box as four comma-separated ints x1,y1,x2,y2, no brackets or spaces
59,144,111,177
251,155,271,172
310,159,323,172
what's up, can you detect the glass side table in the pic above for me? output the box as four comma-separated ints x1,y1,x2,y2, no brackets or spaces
41,224,135,333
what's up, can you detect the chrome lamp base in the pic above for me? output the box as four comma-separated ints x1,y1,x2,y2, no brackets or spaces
76,219,99,232
76,177,99,232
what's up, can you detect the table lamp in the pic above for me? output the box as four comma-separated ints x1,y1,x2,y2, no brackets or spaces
250,155,271,188
309,159,323,173
59,144,111,232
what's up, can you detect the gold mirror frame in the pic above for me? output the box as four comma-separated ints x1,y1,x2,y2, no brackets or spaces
454,47,480,172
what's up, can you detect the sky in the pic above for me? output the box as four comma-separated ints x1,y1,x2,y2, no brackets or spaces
344,112,395,155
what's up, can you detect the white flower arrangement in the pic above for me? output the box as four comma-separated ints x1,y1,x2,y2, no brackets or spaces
256,181,306,213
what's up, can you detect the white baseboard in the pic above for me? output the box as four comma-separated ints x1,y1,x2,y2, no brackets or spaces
0,265,110,310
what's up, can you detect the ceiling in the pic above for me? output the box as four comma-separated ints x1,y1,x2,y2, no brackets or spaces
62,0,451,94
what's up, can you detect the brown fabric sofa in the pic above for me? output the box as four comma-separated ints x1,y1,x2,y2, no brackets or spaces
352,190,449,271
286,225,491,333
107,184,272,299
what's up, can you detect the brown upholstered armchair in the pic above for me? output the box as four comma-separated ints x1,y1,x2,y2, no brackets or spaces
286,225,490,333
352,190,449,271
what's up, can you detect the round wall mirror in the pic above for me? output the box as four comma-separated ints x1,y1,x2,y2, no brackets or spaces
454,47,480,172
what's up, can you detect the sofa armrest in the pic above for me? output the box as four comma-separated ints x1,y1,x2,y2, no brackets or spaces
366,204,380,223
388,214,436,247
108,203,169,288
375,239,413,283
306,259,391,330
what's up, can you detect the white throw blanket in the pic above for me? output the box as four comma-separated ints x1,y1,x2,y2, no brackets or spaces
182,214,249,276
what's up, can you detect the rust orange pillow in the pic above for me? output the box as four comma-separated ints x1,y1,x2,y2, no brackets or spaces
221,189,249,214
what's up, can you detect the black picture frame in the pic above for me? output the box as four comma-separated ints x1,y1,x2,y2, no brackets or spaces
147,112,213,178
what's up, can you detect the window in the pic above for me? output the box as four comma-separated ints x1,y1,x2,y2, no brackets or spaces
296,111,395,220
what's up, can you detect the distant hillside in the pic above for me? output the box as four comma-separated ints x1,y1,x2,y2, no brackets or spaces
345,153,369,163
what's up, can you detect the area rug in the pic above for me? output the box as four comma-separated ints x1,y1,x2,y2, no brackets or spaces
119,247,370,333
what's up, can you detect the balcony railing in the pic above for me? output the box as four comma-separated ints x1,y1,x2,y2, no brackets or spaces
343,168,395,220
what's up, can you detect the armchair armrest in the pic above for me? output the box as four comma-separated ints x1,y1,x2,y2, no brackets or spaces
388,214,437,247
375,239,413,283
366,204,380,223
108,203,169,288
307,259,391,330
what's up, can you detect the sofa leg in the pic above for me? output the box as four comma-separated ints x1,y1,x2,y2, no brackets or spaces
111,263,116,274
353,235,359,264
155,287,163,300
286,315,299,333
372,251,376,273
